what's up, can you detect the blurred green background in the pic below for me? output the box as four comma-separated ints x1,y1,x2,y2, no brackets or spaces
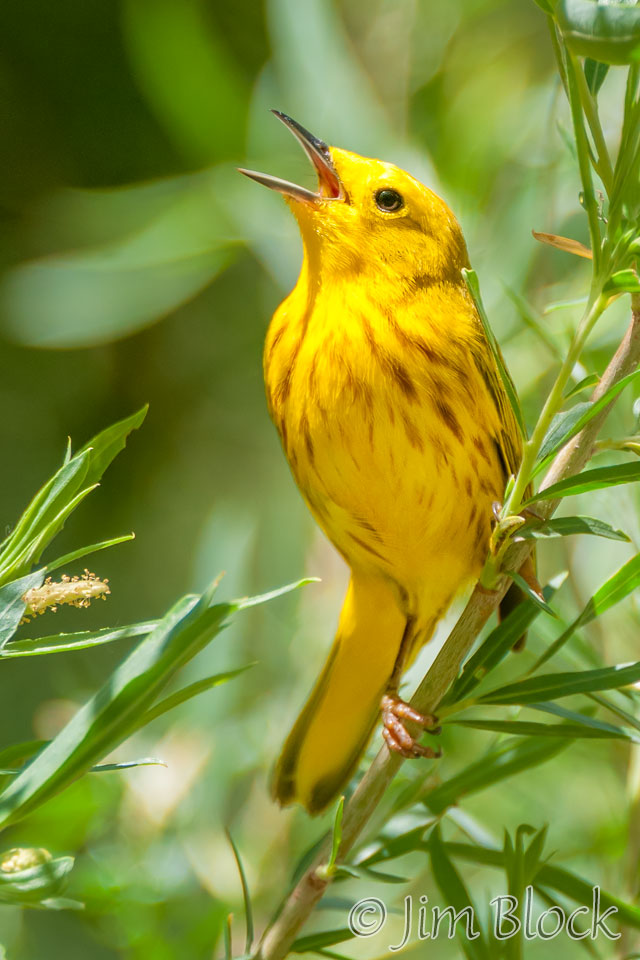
1,1,639,957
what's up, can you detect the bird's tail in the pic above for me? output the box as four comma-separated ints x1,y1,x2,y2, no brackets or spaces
272,572,407,815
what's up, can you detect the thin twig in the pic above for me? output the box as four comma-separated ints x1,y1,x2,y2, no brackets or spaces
254,297,640,960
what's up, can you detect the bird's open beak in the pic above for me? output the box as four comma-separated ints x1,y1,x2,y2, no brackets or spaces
238,111,344,204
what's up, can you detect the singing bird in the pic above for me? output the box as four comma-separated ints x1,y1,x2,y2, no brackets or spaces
240,113,522,815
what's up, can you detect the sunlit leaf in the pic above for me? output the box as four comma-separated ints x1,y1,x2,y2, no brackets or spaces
45,533,135,574
1,621,155,659
537,368,640,464
526,462,640,503
532,229,592,258
604,268,640,294
517,515,630,541
0,570,46,650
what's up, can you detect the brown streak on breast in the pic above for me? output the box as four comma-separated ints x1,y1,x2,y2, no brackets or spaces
401,410,424,452
348,531,388,563
473,435,492,467
434,397,463,442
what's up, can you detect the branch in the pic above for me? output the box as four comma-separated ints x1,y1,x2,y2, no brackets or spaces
254,297,640,960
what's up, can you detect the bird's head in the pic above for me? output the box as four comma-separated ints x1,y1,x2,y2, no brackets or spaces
239,111,468,285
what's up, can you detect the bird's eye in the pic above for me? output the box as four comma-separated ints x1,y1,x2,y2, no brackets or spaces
375,188,404,212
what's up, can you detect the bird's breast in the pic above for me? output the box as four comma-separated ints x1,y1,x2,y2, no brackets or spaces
264,285,507,599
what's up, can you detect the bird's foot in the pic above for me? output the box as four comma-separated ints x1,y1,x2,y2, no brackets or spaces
381,694,441,759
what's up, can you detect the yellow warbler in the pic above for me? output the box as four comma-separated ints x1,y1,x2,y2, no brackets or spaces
240,112,523,815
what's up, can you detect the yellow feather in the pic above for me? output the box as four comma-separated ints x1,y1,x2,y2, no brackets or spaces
261,143,521,813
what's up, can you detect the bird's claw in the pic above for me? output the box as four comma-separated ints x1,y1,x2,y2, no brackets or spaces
381,694,441,760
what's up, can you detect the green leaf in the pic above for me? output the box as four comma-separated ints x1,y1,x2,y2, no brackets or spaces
0,577,300,828
532,551,640,670
291,929,355,954
140,665,254,727
0,451,92,582
45,533,135,574
332,863,408,883
77,405,148,487
0,591,234,830
537,367,640,464
506,571,559,618
358,819,436,867
226,830,254,954
0,570,45,650
478,661,640,706
530,699,639,738
563,372,599,399
584,57,610,95
444,580,563,706
558,0,640,65
443,841,640,930
503,285,562,359
425,738,569,814
0,408,146,586
526,461,640,503
90,757,167,773
327,796,344,875
449,716,637,741
604,268,640,294
429,827,490,960
0,741,46,769
234,578,319,609
463,268,527,438
1,620,156,659
517,515,630,541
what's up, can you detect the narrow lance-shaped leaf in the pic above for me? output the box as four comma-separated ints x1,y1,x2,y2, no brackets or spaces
0,578,306,829
424,737,570,814
0,570,46,651
226,829,254,954
140,665,254,728
76,405,148,487
0,452,92,581
441,841,640,931
463,268,527,438
429,826,490,960
584,57,610,95
530,699,640,738
1,620,156,659
448,716,638,742
563,373,599,399
536,367,640,465
517,515,629,542
506,571,559,618
444,579,564,706
532,551,640,670
45,533,135,574
478,661,640,706
526,461,640,503
290,929,355,954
